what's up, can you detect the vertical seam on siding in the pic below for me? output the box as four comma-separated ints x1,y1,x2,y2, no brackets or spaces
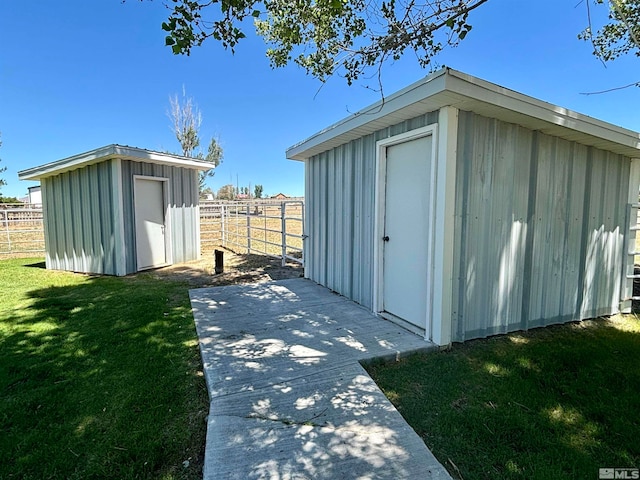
520,130,539,331
576,147,593,317
559,142,574,317
455,112,472,342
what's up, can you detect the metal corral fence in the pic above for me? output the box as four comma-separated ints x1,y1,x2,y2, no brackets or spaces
200,200,305,266
0,200,305,266
0,205,45,256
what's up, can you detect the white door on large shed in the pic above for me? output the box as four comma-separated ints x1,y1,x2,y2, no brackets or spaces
382,135,434,332
134,178,167,270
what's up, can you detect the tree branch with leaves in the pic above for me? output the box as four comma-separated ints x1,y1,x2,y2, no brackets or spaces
158,0,488,88
151,0,640,92
580,0,640,62
578,0,640,93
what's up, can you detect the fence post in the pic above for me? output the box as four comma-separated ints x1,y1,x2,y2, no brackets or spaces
246,203,251,254
221,204,226,248
3,212,11,254
281,202,286,266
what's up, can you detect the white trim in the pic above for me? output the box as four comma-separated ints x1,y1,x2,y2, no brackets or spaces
133,175,172,271
195,171,202,260
430,106,459,346
627,158,640,207
373,124,438,338
18,144,215,180
111,158,127,276
164,179,173,267
40,181,52,270
134,174,171,182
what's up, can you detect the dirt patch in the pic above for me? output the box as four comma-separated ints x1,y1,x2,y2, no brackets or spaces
149,246,303,288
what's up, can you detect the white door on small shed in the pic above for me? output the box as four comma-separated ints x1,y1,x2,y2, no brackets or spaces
382,134,434,331
134,178,167,270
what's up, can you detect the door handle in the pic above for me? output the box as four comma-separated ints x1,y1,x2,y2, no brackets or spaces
383,235,390,242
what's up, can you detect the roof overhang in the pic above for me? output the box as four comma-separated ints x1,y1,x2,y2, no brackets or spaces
286,68,640,161
18,144,215,181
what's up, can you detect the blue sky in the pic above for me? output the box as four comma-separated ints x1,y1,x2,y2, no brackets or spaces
1,0,639,199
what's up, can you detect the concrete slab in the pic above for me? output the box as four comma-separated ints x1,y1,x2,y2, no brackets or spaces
190,278,452,479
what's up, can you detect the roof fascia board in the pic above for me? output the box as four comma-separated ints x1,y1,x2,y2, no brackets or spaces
18,144,214,180
286,68,640,161
286,69,448,161
444,70,640,151
18,145,119,180
114,146,215,171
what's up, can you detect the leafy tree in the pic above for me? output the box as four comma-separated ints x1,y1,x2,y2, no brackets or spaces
0,196,20,204
168,88,223,193
254,184,263,199
154,0,640,89
217,184,236,200
197,137,224,192
0,133,6,196
158,0,487,86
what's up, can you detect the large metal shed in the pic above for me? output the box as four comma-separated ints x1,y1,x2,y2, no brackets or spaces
18,144,213,276
287,68,640,346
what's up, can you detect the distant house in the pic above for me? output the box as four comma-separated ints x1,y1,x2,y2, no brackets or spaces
271,193,288,199
18,144,214,275
27,185,42,206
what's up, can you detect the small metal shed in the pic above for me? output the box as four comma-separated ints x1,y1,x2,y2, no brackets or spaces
18,144,213,276
287,68,640,346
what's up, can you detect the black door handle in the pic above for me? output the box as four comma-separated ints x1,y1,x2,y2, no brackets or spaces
383,236,390,242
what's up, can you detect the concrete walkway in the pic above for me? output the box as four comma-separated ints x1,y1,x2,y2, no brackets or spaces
190,278,452,480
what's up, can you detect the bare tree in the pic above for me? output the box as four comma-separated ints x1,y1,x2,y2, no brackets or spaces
168,86,202,157
168,88,224,193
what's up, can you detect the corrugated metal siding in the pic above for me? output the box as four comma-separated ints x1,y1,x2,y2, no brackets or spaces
120,160,200,272
305,112,439,309
42,161,118,274
453,111,630,341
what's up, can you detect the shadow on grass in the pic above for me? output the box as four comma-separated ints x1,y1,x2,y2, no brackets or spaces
24,261,46,269
0,266,208,480
367,318,640,480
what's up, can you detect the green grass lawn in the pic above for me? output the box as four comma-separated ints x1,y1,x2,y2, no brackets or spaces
367,316,640,480
0,258,208,480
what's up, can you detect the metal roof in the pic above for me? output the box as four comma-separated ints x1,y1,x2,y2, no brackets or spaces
18,144,215,180
286,68,640,161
